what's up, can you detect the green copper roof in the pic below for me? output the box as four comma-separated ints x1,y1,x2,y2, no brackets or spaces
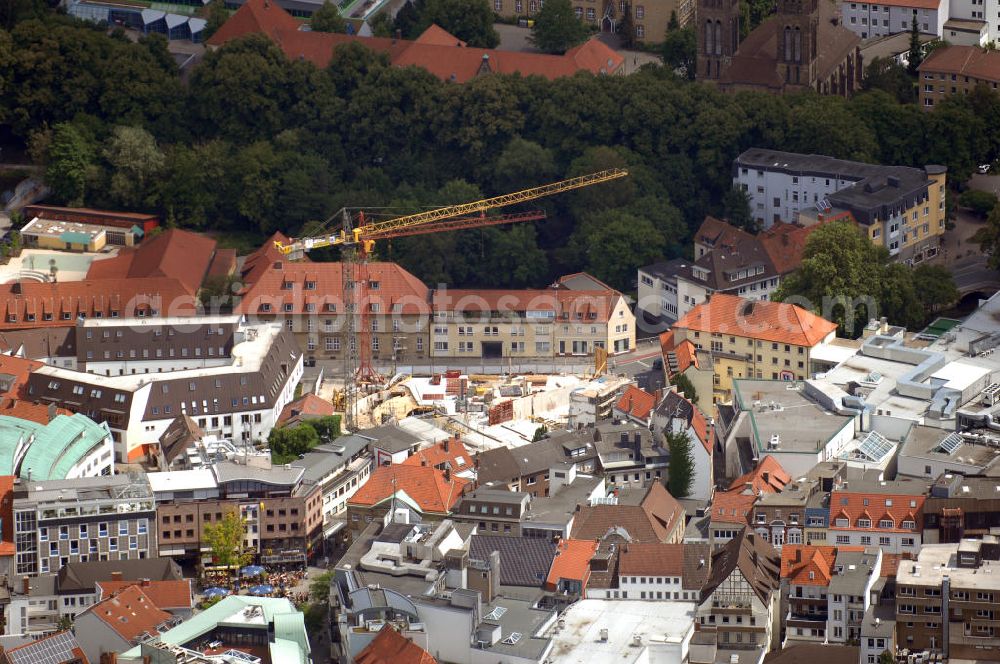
0,413,110,481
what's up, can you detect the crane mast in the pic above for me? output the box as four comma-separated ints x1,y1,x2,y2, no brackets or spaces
280,168,630,431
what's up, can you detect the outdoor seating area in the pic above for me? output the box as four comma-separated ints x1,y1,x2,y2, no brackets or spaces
197,566,310,605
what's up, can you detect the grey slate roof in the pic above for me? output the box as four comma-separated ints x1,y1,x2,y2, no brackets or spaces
56,557,182,594
469,534,556,587
362,424,423,454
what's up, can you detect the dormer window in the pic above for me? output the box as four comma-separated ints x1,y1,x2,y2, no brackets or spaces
857,518,871,528
259,303,272,313
879,518,894,529
281,281,294,290
305,281,317,290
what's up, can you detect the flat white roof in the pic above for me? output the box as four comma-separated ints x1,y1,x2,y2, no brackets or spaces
811,342,859,366
548,599,695,664
930,360,992,391
147,468,218,493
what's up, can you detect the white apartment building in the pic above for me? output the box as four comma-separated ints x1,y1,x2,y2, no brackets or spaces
841,0,948,40
948,0,998,42
25,321,303,462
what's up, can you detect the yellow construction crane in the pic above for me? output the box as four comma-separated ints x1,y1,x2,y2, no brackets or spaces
277,168,629,430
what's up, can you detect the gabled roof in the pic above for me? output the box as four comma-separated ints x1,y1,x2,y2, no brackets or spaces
919,42,1000,80
355,624,437,664
672,293,837,347
545,539,598,589
780,545,838,587
710,489,756,526
572,482,684,543
401,437,472,474
615,385,655,422
656,389,712,455
81,585,173,642
619,542,684,577
0,354,44,398
470,534,556,587
277,393,335,426
208,0,624,80
828,489,926,533
433,288,623,323
347,464,469,514
759,222,822,275
56,557,183,594
702,531,780,604
680,216,781,291
96,579,193,610
4,630,89,664
728,456,791,494
85,229,217,296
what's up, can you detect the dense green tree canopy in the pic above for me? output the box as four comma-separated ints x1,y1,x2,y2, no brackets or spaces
310,0,345,32
530,0,589,53
417,0,499,47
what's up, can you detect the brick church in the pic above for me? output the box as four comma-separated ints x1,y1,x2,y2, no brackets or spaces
696,0,863,95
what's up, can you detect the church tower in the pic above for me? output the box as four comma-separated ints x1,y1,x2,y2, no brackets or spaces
775,0,819,87
695,0,740,81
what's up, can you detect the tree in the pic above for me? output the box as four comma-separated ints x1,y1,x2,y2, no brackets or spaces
310,571,333,603
104,126,166,209
667,9,679,30
959,189,997,217
774,220,884,338
529,0,589,54
268,422,320,463
311,415,342,442
661,26,696,80
665,429,695,499
393,0,424,38
862,58,917,104
880,262,925,330
670,373,698,403
721,186,757,232
618,2,636,50
203,0,229,41
311,0,345,33
45,123,96,206
203,512,251,569
532,425,548,442
912,264,958,313
974,202,1000,269
419,0,499,48
878,651,894,664
907,16,922,76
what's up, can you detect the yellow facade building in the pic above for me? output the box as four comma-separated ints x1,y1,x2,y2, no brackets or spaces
661,294,837,404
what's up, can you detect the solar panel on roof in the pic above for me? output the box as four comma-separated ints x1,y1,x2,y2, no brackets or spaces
935,432,964,455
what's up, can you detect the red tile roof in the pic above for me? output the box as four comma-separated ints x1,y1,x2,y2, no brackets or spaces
95,579,193,610
0,355,43,398
919,44,1000,81
759,222,823,275
781,545,861,586
0,398,70,425
545,538,598,590
828,491,926,533
433,288,623,323
660,331,698,378
86,229,218,296
84,584,173,642
880,553,902,578
402,437,472,474
619,542,685,577
0,278,196,331
711,489,756,525
729,456,791,494
572,482,685,543
355,624,437,664
237,256,430,316
615,385,655,421
673,293,837,347
277,393,335,426
348,464,469,514
208,0,624,80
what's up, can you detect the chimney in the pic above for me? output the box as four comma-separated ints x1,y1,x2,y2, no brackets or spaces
140,578,151,587
111,571,123,581
443,437,450,453
22,576,29,595
620,431,629,444
794,549,801,564
443,468,451,483
47,402,57,424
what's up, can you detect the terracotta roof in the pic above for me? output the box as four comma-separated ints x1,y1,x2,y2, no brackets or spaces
0,354,43,397
86,229,217,296
237,257,430,317
433,288,623,323
0,278,196,331
545,538,598,589
759,222,823,275
781,545,837,586
83,584,173,642
710,489,756,525
619,542,684,576
672,293,837,347
208,0,624,80
828,490,926,533
0,397,70,425
355,624,437,664
572,482,684,542
880,553,902,578
207,248,237,280
919,44,1000,81
95,579,193,610
702,530,780,604
414,24,465,47
873,0,943,9
728,456,791,494
401,437,472,474
240,231,298,286
277,393,335,426
347,464,469,514
615,385,655,421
